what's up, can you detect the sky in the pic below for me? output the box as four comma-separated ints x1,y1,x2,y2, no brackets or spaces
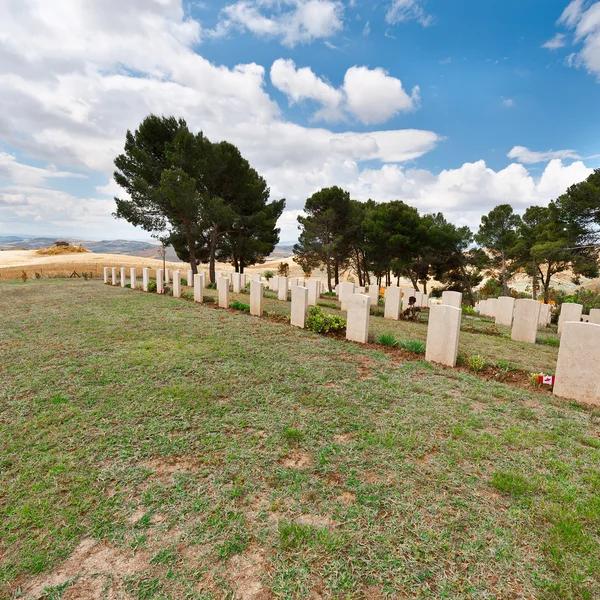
0,0,599,243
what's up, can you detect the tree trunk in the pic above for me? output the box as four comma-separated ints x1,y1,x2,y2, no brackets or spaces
209,225,219,283
184,225,198,276
501,249,509,296
355,249,363,287
334,260,339,286
326,254,333,292
408,271,419,290
531,261,538,300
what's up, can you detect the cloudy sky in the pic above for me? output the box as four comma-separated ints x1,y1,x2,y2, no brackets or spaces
0,0,599,242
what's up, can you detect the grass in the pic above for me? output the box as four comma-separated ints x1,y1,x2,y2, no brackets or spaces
1,279,599,599
34,245,90,256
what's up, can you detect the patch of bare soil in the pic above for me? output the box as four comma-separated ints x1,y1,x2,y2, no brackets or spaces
22,538,150,599
139,455,201,482
227,549,272,600
340,353,374,380
333,433,354,444
279,451,313,469
335,491,355,505
295,514,336,528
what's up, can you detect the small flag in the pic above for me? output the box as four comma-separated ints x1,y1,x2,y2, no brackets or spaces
539,375,555,386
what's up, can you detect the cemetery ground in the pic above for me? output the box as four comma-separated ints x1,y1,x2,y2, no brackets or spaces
1,280,600,599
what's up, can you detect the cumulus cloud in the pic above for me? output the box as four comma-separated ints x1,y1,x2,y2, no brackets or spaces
211,0,344,47
507,146,581,164
270,60,420,124
554,0,600,76
386,0,433,27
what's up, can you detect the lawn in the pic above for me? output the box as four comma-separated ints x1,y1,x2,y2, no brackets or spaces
1,279,599,599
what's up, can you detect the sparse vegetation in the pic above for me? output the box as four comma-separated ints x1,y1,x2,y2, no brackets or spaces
305,306,346,335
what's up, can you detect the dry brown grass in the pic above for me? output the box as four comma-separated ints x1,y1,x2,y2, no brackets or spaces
35,244,90,256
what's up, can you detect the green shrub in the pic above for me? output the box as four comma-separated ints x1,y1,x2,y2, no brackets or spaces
206,282,217,290
125,283,131,288
147,281,157,293
181,278,187,286
538,337,560,346
165,288,173,296
399,339,426,354
263,270,275,280
230,301,250,312
322,291,336,297
467,354,486,372
376,333,398,347
462,306,477,316
495,359,518,372
370,306,384,317
182,292,194,300
203,296,215,303
306,307,346,335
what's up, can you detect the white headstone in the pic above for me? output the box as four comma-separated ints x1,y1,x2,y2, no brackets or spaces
187,269,193,286
142,268,149,292
291,286,309,328
339,282,355,310
558,303,583,335
589,308,600,325
278,276,288,301
130,268,136,290
250,280,263,316
495,296,515,327
384,286,401,320
554,322,600,405
156,269,164,294
103,267,109,284
346,294,370,344
218,276,229,308
425,304,462,367
173,270,182,298
511,299,541,344
368,283,379,306
233,272,242,293
193,273,203,303
402,288,416,311
441,291,462,309
164,268,170,284
306,279,319,306
111,267,117,286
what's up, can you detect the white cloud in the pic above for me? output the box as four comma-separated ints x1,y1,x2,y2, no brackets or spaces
542,32,567,49
386,0,433,27
555,0,600,76
507,146,581,164
211,0,344,47
270,60,420,124
501,97,515,108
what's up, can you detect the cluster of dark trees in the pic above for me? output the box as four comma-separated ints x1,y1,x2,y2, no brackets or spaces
113,115,599,302
293,172,600,305
113,115,285,282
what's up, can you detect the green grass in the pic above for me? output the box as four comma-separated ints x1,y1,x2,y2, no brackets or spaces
1,279,599,599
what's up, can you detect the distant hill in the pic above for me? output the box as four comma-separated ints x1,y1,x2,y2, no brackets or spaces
0,236,294,261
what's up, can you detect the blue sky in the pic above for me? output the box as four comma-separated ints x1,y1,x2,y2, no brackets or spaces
0,0,599,242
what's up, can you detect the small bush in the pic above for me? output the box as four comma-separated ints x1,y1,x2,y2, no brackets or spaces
538,337,560,346
370,306,384,317
230,301,250,312
165,288,173,296
462,306,477,316
181,278,188,286
203,296,215,303
399,339,426,354
306,307,346,335
377,333,398,347
495,359,518,372
125,283,131,289
263,270,275,280
20,271,28,282
529,372,543,387
323,291,336,297
206,282,217,290
147,281,157,293
182,292,194,300
467,354,486,372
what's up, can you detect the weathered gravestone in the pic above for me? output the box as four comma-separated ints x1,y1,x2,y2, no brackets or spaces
346,294,370,344
511,299,541,344
554,322,600,405
442,291,462,308
306,279,319,307
250,280,263,316
291,286,308,328
217,276,229,308
425,304,462,367
173,271,182,298
278,276,288,301
156,269,164,294
233,272,242,293
339,282,355,310
142,268,149,292
111,267,117,286
401,288,415,311
558,303,583,335
193,273,204,303
130,268,136,290
495,296,515,327
589,309,600,325
384,286,401,320
103,267,109,284
187,269,193,286
368,283,379,306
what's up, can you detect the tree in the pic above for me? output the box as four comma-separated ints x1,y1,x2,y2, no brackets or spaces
277,262,290,276
294,186,352,291
475,204,521,295
513,203,598,301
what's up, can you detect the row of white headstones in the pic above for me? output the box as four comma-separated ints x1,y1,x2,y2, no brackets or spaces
474,296,600,404
104,267,600,406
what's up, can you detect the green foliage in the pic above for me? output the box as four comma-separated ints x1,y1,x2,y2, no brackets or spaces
305,307,346,335
317,301,337,309
203,296,215,303
467,354,486,372
181,291,194,300
370,306,384,317
263,270,275,280
277,262,289,276
147,280,157,293
230,301,250,312
399,339,426,354
495,359,518,372
376,333,398,347
491,470,533,497
282,427,304,443
205,281,217,290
